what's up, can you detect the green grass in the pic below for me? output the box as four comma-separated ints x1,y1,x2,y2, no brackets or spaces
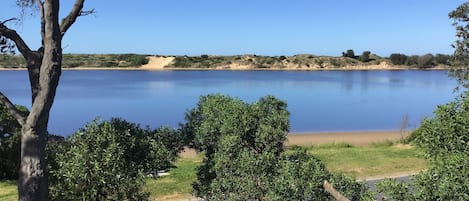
145,157,200,200
0,180,17,201
308,142,427,178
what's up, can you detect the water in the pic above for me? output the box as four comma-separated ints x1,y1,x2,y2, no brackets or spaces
0,70,458,136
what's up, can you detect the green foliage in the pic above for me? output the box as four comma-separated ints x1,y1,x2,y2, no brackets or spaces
413,94,469,158
405,55,419,66
376,178,416,201
0,55,26,68
182,94,289,199
342,49,356,58
183,94,372,200
268,150,330,200
378,94,469,200
435,53,451,65
49,118,183,201
0,103,28,180
417,53,434,68
389,53,408,65
449,2,469,88
359,51,371,62
60,54,149,68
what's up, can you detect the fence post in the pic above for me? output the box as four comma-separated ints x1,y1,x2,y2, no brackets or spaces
323,180,351,201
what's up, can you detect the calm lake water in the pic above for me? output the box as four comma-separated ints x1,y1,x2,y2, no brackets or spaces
0,70,458,135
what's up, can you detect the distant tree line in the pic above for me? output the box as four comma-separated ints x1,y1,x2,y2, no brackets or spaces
389,53,451,68
342,49,373,62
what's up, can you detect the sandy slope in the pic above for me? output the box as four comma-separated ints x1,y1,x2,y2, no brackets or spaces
139,56,175,70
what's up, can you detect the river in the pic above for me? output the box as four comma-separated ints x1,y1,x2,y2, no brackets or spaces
0,70,458,135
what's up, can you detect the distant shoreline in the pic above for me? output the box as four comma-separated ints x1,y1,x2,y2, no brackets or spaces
0,55,451,71
0,66,449,71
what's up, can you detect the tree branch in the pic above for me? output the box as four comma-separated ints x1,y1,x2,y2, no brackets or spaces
0,91,26,126
60,0,87,38
0,22,33,58
37,0,45,45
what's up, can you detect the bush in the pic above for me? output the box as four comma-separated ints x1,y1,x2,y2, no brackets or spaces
49,118,183,201
413,94,469,158
378,94,469,200
389,53,408,65
417,54,434,68
182,94,373,200
0,103,28,180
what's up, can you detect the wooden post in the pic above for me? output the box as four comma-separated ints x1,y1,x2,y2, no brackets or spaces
323,180,350,201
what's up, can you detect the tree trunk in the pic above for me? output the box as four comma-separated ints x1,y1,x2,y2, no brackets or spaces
18,0,62,200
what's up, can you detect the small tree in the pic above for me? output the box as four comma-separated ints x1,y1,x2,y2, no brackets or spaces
342,49,355,58
449,1,469,88
389,53,408,65
417,53,434,68
359,51,371,62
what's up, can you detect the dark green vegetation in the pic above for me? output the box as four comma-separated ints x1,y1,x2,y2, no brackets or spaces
181,94,374,200
377,94,469,200
389,53,450,68
0,54,149,68
48,118,184,200
0,104,27,180
450,1,469,88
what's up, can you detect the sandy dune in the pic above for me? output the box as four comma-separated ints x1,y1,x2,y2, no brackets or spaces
139,56,175,70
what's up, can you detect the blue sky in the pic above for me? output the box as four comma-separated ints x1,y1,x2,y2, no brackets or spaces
1,0,466,56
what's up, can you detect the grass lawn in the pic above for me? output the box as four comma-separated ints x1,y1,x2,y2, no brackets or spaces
0,180,17,201
0,142,427,200
306,142,427,179
145,156,201,201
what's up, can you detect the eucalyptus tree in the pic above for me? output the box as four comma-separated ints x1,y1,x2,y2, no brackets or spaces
0,0,89,200
450,1,469,88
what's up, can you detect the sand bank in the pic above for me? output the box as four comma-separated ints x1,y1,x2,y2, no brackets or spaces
180,130,410,158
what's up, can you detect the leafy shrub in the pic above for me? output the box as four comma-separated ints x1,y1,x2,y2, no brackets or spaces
413,94,469,158
128,54,149,66
182,94,373,200
0,103,28,180
378,94,469,200
49,118,183,201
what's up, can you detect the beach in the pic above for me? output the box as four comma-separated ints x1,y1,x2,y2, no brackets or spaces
286,130,409,146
